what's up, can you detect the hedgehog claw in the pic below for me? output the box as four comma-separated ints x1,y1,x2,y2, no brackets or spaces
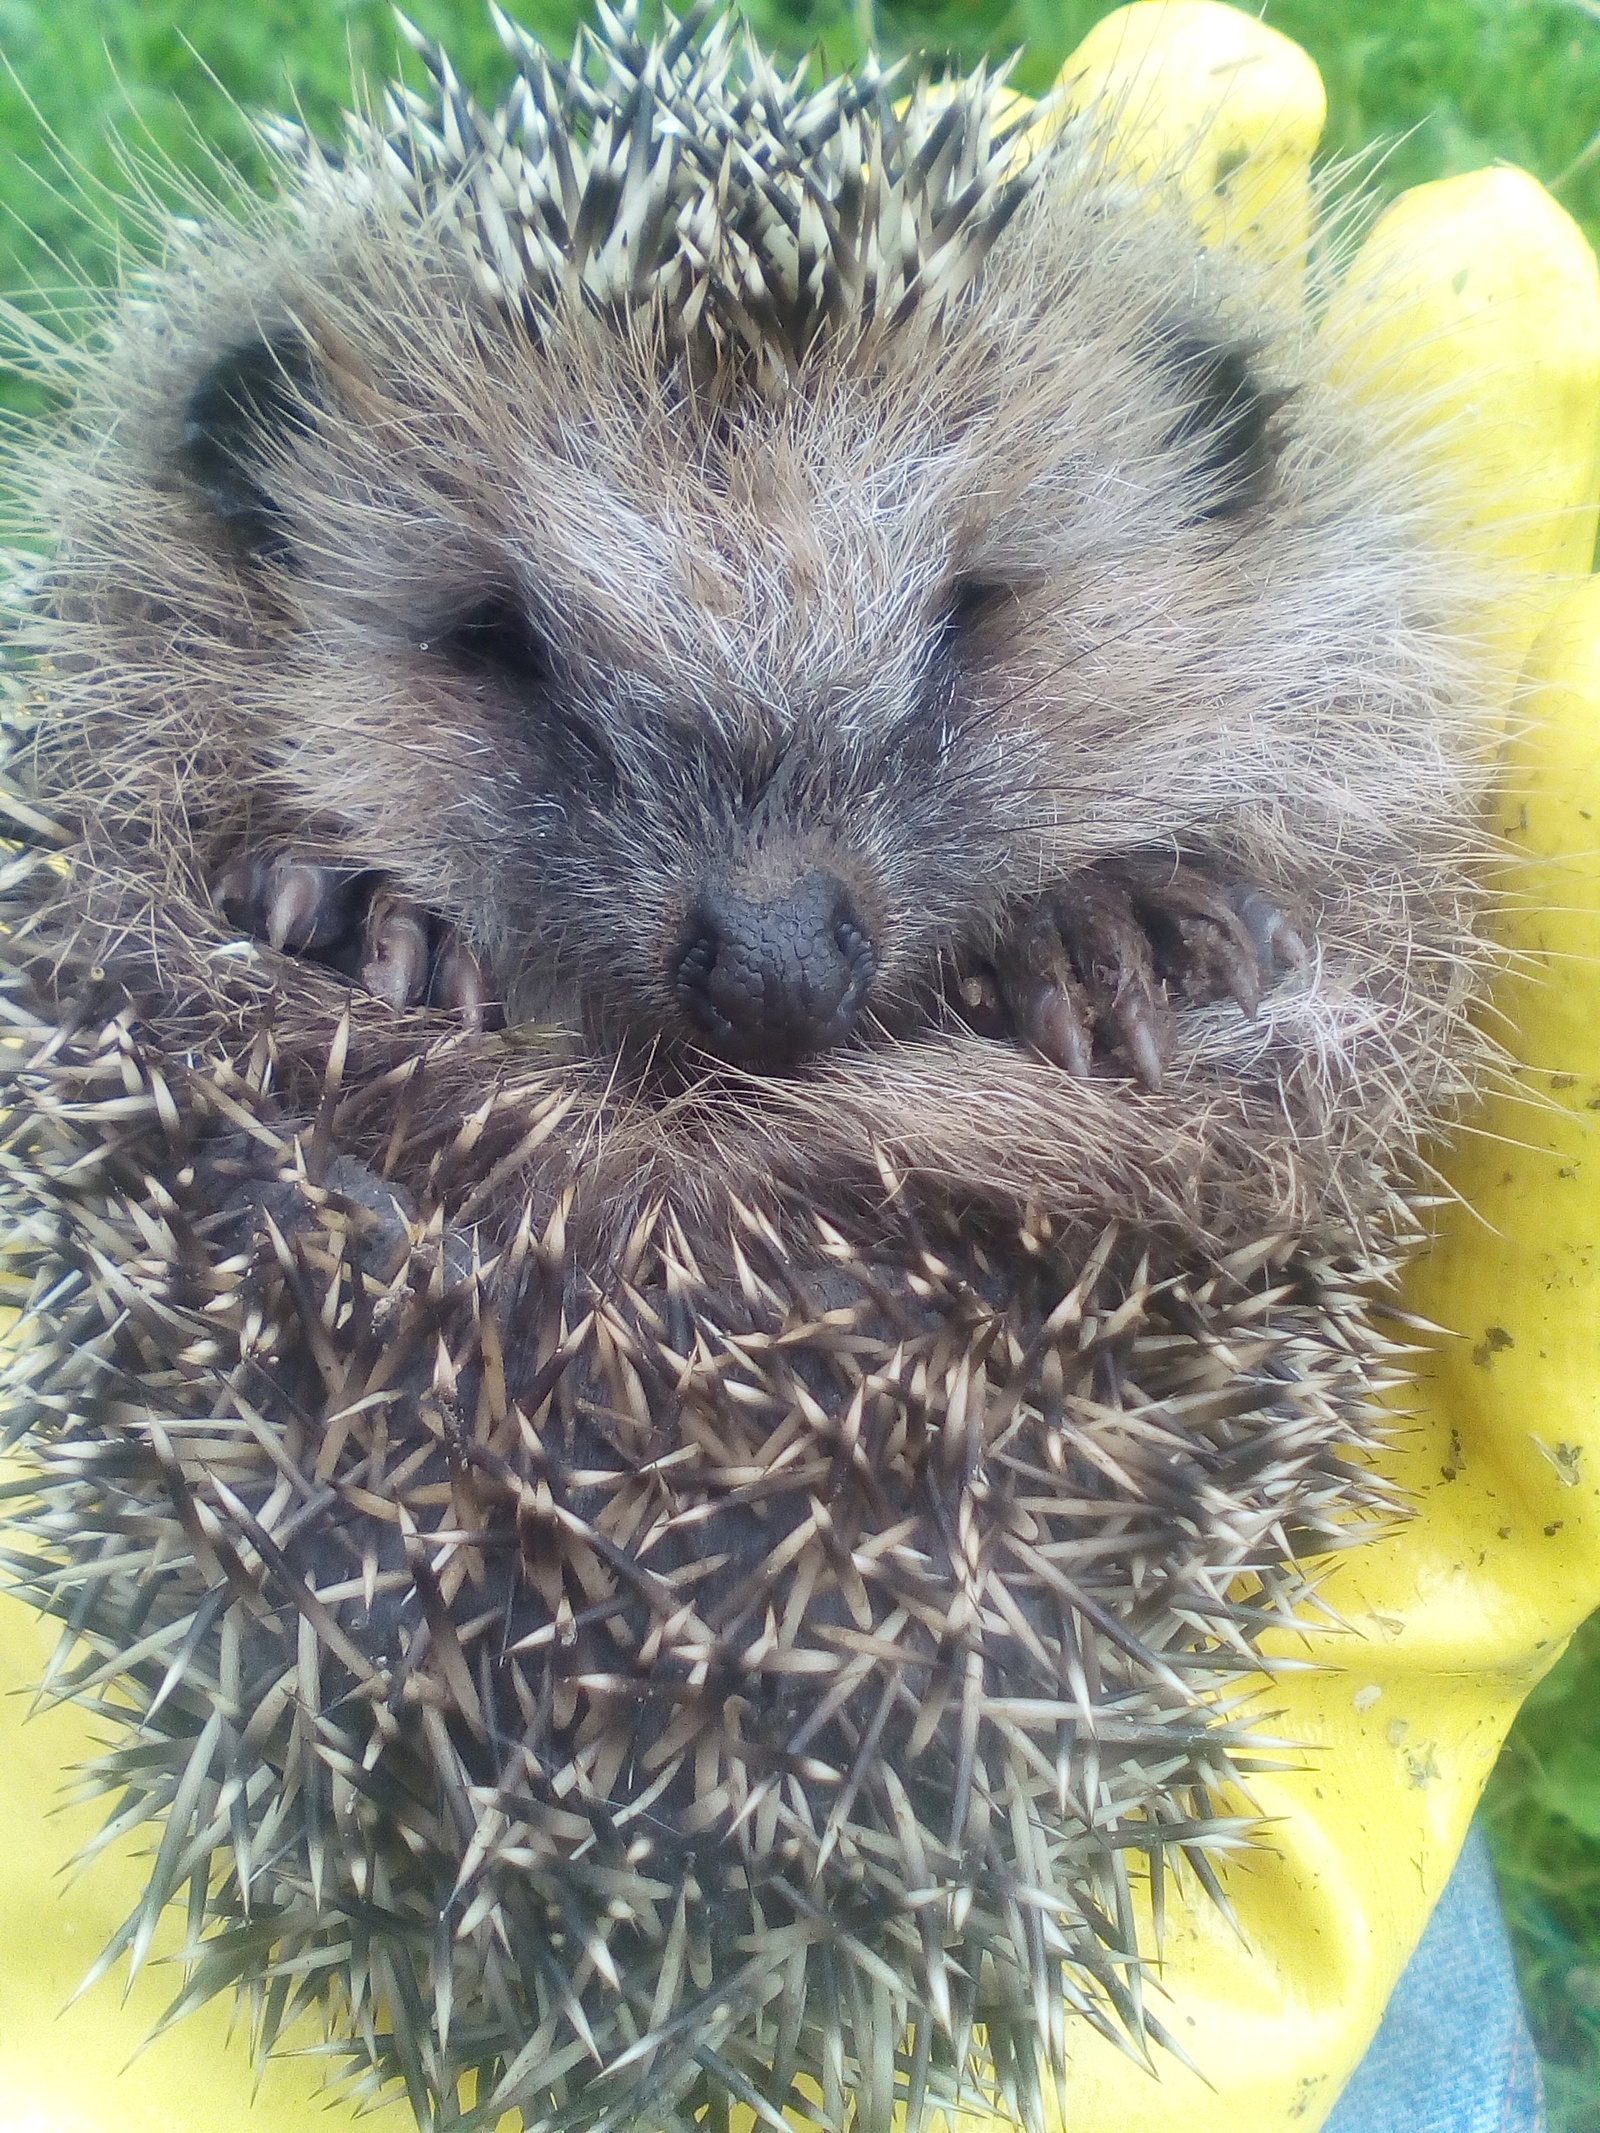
991,915,1094,1077
431,935,495,1030
1050,872,1171,1087
1113,861,1265,1011
953,963,1009,1041
360,892,433,1008
1231,884,1309,974
977,857,1309,1082
1039,984,1095,1079
267,867,322,953
1116,860,1309,1009
216,854,364,956
214,855,502,1029
1110,991,1168,1091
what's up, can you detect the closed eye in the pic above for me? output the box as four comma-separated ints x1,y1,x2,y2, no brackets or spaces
426,596,617,783
931,577,1016,659
435,595,550,685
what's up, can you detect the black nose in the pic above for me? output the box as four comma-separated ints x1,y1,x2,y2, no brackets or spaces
672,869,878,1068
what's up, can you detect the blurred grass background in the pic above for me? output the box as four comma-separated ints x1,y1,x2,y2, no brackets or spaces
4,0,1600,2123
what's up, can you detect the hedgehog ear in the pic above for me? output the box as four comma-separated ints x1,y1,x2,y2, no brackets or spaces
178,333,317,560
1162,326,1287,520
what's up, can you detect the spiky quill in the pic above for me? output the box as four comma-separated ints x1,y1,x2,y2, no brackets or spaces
0,5,1503,2130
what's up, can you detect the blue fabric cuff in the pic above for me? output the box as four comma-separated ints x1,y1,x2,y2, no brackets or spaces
1322,1824,1546,2133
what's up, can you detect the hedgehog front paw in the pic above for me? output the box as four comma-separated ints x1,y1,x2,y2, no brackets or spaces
959,859,1307,1090
213,855,501,1030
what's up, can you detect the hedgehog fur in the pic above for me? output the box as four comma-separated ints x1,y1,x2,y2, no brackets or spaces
0,5,1506,2130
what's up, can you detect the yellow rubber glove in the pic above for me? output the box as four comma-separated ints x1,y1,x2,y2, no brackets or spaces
1052,596,1600,2133
1048,10,1600,2131
1325,166,1600,682
1045,0,1325,269
4,8,1600,2133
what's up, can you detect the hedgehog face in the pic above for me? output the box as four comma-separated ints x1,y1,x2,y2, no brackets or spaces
26,29,1490,1221
176,228,1343,1087
191,331,1029,1069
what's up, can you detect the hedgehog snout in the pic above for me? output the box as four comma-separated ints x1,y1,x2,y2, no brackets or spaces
671,868,877,1068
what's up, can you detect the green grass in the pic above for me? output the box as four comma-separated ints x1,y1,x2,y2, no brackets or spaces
8,0,1600,294
5,0,1600,2123
1483,1610,1600,2132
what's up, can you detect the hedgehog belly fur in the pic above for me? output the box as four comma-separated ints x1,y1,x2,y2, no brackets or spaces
0,5,1504,2131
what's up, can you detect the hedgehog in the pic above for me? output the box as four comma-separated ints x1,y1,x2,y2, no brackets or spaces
0,4,1507,2130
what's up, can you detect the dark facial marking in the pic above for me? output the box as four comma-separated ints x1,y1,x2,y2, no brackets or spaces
1162,326,1285,519
427,595,618,787
435,595,551,685
932,577,1015,655
178,333,316,558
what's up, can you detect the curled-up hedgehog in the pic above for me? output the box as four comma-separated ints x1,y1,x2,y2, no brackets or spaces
0,3,1510,2129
